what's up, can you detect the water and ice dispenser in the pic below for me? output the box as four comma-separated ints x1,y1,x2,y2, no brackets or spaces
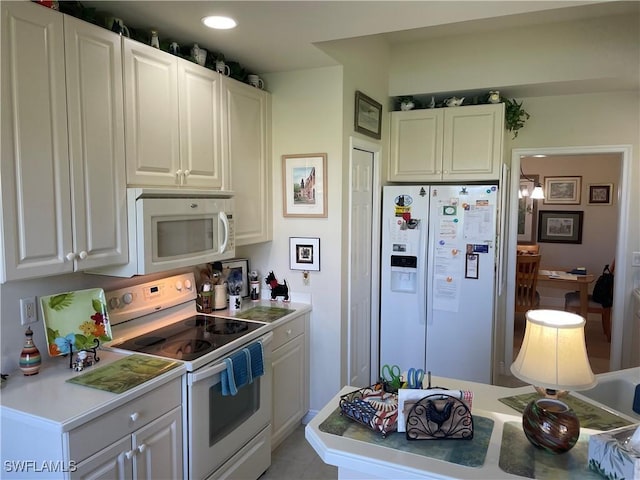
390,255,418,292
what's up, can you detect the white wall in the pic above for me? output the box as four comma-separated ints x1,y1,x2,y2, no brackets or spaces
240,66,345,411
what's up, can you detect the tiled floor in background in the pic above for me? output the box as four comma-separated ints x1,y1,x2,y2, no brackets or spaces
260,424,338,480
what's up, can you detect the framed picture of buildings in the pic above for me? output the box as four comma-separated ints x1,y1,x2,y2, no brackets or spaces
282,153,327,217
537,210,584,244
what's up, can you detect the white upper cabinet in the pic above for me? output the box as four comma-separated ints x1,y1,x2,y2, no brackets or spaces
221,78,272,245
1,2,127,281
389,103,504,182
123,39,224,189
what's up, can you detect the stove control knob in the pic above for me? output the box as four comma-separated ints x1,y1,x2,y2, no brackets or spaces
184,279,192,290
108,297,121,310
122,292,133,305
175,281,183,291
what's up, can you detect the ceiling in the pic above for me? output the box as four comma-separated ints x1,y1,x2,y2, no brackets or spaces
86,1,638,75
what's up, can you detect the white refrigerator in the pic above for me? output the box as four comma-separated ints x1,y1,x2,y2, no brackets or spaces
379,184,499,384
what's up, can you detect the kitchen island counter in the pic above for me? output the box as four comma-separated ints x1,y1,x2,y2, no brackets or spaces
306,375,638,480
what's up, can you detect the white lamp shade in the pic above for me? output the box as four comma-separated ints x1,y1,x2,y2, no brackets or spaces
511,309,596,391
530,184,545,199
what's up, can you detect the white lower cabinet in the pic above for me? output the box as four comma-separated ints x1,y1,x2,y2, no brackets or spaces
73,407,182,480
67,380,182,480
270,313,310,449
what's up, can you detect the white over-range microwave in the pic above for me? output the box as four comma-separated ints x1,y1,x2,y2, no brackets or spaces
90,188,235,277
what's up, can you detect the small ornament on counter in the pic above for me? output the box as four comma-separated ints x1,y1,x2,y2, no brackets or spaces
19,326,41,376
150,30,159,49
265,271,290,302
249,270,260,301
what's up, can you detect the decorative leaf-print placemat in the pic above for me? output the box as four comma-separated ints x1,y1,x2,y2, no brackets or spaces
40,288,112,357
67,355,179,394
498,392,632,431
233,306,294,322
318,407,494,468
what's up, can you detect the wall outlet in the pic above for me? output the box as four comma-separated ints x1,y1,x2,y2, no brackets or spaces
20,297,37,325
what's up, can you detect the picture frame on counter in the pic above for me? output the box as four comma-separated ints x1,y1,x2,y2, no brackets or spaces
220,258,249,297
354,90,382,139
588,183,613,205
289,237,320,271
537,210,584,244
282,153,327,218
543,176,582,205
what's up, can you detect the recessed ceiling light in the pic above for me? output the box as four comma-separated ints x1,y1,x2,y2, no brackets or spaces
202,16,237,30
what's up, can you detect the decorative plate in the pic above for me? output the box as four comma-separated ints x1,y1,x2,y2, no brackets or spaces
40,288,112,357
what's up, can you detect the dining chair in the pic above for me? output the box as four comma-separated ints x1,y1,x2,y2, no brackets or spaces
564,260,615,342
515,254,541,313
517,244,540,255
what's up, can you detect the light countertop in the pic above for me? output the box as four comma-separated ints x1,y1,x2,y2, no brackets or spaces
305,374,639,480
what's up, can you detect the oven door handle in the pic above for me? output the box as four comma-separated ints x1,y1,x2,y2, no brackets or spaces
188,332,273,385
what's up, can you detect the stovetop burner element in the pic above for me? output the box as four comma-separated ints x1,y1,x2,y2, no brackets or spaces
110,315,263,361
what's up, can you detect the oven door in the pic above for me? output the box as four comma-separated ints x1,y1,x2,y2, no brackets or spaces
186,333,272,480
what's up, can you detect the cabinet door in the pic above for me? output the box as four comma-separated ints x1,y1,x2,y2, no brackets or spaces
443,103,504,181
388,110,443,182
123,39,180,187
64,16,128,270
132,407,183,480
271,334,305,449
178,61,223,188
1,2,73,281
72,436,132,480
222,78,271,245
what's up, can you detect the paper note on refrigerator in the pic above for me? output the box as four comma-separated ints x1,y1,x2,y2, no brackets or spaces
433,274,460,312
463,205,493,240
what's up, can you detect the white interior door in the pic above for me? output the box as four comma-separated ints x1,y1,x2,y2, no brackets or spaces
348,146,375,387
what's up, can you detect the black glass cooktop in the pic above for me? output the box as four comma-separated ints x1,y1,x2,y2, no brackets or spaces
111,315,263,361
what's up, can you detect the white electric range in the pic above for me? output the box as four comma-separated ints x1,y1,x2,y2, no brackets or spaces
106,272,273,480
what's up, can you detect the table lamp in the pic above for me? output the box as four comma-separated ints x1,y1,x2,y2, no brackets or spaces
510,309,596,454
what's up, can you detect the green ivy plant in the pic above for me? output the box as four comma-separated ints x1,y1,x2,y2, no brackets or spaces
504,98,530,139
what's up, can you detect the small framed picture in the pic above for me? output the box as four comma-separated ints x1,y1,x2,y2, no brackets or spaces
543,176,582,204
282,153,327,218
289,237,320,271
219,258,249,297
588,183,613,205
354,90,382,139
537,210,584,244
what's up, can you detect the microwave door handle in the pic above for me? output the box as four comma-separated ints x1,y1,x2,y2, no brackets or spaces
219,211,229,253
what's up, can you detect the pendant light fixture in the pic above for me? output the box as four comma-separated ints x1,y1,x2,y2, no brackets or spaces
520,166,544,200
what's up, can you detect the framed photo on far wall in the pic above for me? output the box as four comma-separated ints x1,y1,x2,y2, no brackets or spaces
289,237,320,271
588,183,613,205
354,90,382,139
282,153,327,218
537,210,584,244
543,176,582,204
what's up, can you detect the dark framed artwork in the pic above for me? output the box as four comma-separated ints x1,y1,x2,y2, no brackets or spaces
537,210,584,244
588,183,613,205
354,90,382,139
289,237,320,271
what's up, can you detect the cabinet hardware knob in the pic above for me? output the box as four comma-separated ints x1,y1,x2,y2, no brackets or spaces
286,329,292,336
125,450,135,460
130,412,140,422
184,169,190,177
176,169,183,177
137,444,146,453
78,251,88,260
65,252,76,261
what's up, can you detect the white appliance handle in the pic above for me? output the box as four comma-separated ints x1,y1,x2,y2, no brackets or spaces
219,211,229,253
188,332,273,385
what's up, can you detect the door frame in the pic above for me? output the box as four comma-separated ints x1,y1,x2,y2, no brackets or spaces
347,136,382,385
506,145,632,372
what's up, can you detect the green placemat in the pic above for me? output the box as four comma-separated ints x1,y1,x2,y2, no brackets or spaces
319,407,494,468
498,393,632,431
67,354,179,394
499,421,602,479
234,306,294,322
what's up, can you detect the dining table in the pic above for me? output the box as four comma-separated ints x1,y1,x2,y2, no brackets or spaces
537,268,596,319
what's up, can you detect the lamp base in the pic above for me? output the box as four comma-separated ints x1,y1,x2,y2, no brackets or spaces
522,398,580,454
